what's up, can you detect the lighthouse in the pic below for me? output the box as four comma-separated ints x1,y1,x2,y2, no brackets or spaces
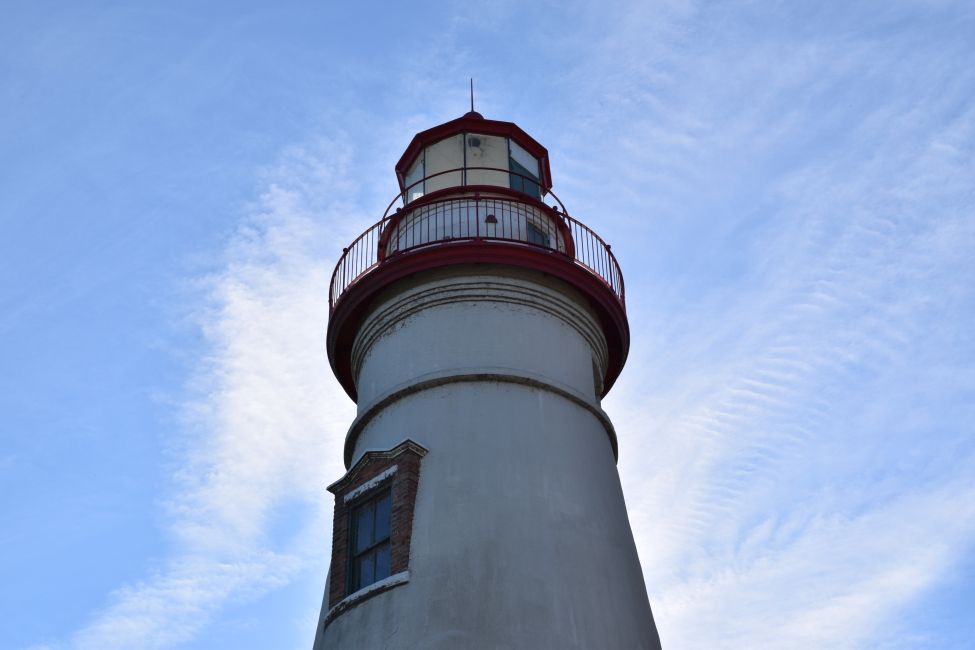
313,110,662,649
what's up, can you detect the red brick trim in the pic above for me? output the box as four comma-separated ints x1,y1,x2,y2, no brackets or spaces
325,439,427,611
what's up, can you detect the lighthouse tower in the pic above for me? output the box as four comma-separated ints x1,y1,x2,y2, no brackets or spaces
313,111,661,649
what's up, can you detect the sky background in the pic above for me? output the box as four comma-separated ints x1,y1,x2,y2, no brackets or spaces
2,1,974,649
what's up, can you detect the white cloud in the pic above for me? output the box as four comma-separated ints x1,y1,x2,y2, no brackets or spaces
70,140,360,650
74,552,303,650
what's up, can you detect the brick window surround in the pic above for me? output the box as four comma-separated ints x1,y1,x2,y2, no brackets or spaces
325,439,427,622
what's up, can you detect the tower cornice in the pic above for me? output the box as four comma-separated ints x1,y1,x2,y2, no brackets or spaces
326,244,629,402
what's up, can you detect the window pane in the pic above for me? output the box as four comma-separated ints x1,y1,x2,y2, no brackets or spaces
527,221,551,248
375,544,391,581
358,553,374,589
374,492,391,542
355,503,374,552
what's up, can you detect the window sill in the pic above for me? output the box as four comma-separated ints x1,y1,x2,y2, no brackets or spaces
323,570,410,629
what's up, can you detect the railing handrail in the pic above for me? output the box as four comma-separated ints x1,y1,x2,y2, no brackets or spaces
329,189,625,312
561,211,626,302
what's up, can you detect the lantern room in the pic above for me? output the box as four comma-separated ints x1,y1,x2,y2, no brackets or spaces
395,111,554,202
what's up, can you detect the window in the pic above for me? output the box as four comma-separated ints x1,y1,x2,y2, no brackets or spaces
349,489,392,593
526,221,551,248
325,439,426,619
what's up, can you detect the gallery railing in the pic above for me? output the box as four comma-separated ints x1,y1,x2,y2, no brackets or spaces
329,168,624,311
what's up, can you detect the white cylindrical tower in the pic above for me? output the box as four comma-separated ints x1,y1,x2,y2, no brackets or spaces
314,111,661,649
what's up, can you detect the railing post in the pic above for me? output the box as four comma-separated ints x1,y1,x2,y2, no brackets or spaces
474,192,481,240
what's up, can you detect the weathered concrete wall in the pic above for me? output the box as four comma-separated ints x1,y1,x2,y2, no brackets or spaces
351,266,609,411
319,266,660,649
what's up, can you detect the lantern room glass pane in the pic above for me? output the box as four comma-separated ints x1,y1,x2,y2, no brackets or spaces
509,140,541,199
404,155,424,203
424,134,464,194
464,133,508,187
509,140,539,178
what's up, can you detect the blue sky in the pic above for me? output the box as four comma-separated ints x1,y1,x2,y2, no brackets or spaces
2,1,973,648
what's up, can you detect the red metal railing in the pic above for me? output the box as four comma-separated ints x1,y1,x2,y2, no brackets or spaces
329,171,625,311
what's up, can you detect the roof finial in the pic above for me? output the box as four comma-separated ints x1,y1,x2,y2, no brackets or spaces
464,79,483,119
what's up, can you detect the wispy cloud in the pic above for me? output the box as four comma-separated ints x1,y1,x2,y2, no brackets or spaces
581,3,975,647
69,139,361,649
74,552,304,649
